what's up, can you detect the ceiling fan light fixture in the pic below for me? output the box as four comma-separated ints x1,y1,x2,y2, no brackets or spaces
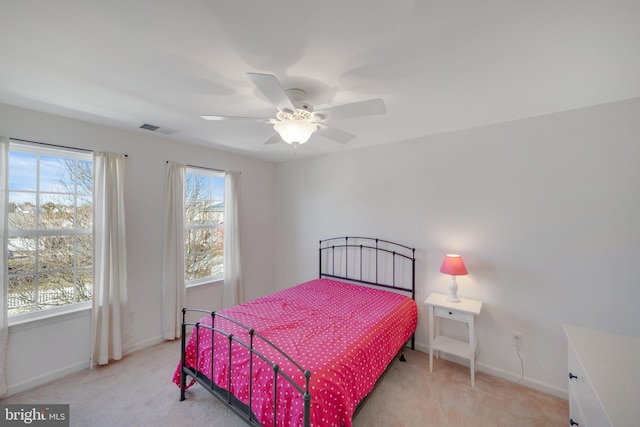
274,120,317,145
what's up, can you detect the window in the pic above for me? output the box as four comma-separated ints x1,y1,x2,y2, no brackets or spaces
184,169,224,285
7,143,93,317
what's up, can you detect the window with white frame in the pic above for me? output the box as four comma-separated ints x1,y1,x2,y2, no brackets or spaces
7,143,93,317
184,168,225,285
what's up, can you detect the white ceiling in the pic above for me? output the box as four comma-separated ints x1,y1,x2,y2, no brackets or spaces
1,1,639,162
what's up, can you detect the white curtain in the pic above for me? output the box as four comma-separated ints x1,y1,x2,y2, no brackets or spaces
222,171,243,308
161,162,186,340
0,137,9,396
92,152,133,366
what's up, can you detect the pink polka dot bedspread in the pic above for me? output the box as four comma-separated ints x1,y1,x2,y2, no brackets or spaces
172,278,418,426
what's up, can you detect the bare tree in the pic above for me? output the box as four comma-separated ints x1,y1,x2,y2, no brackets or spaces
7,157,93,315
185,173,224,282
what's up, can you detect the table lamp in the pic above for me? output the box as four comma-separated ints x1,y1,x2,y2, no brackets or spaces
440,254,468,302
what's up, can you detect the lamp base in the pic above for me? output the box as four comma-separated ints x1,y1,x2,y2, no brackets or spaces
447,276,461,303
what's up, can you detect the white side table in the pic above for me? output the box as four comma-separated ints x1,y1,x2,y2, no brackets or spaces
425,293,483,387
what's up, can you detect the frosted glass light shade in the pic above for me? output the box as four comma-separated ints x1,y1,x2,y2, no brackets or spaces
274,120,317,145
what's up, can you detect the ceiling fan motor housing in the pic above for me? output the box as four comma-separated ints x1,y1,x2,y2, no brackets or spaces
276,108,315,122
282,88,319,119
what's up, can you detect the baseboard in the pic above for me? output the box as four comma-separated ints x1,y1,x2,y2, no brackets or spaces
413,341,429,354
126,335,164,354
5,336,165,398
6,338,566,401
476,361,568,399
411,341,568,400
6,360,91,397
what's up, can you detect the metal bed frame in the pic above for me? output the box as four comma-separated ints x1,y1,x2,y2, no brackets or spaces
178,236,416,427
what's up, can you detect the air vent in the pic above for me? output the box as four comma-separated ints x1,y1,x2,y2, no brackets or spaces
139,123,175,135
140,123,159,131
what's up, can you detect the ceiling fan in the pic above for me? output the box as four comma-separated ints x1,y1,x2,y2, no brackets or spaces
201,73,386,147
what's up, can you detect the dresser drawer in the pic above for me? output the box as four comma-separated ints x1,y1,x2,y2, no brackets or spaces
568,392,584,427
568,343,611,427
433,306,473,323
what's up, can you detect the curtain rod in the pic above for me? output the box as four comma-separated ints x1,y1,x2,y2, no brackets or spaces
10,137,128,156
166,161,239,174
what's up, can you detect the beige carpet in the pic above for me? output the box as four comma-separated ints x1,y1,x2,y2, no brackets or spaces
1,340,567,426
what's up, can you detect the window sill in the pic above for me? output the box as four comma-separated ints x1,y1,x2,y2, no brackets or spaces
8,302,92,333
186,278,224,289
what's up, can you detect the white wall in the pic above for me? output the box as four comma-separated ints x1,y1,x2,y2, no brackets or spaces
1,103,278,395
3,97,640,399
274,97,640,397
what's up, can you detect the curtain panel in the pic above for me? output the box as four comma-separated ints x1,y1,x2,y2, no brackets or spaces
92,152,133,366
161,162,186,340
222,171,243,308
0,137,10,396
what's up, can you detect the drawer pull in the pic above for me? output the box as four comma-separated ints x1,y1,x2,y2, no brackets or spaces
569,418,579,426
568,372,578,380
449,311,453,315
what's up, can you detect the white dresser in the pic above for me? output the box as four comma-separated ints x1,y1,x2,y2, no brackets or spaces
563,324,640,426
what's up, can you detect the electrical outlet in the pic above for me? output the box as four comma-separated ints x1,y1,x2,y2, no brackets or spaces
512,331,524,348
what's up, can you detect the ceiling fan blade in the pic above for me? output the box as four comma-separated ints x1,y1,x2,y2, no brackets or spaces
200,114,271,123
317,124,356,144
263,133,281,145
315,98,386,121
246,73,296,112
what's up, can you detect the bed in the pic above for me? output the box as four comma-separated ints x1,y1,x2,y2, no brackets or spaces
172,236,418,426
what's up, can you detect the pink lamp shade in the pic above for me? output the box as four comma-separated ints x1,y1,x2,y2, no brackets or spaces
440,254,468,276
440,254,468,302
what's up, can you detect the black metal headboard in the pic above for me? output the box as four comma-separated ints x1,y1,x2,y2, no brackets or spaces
319,236,416,301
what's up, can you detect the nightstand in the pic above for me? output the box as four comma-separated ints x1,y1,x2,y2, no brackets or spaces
425,292,483,387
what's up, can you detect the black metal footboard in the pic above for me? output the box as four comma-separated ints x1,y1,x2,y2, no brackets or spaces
179,308,312,427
